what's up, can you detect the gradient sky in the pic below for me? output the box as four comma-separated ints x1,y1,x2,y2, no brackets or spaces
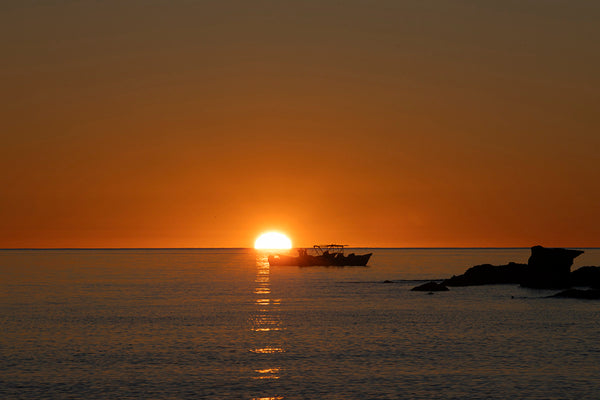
2,1,599,248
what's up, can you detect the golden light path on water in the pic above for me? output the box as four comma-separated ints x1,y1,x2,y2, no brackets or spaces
251,398,284,400
251,253,284,391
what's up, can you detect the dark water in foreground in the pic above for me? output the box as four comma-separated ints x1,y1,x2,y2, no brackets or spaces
2,248,600,399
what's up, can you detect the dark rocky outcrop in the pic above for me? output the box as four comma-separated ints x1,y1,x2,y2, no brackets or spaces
522,246,584,289
441,246,586,289
411,281,449,292
571,266,600,288
443,262,527,287
549,289,600,299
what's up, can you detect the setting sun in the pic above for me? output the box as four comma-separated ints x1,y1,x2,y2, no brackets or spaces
254,232,292,250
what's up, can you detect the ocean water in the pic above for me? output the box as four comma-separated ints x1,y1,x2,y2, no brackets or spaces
2,248,600,399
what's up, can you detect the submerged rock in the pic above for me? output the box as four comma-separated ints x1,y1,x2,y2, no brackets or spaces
443,262,527,287
411,281,449,292
571,266,600,288
549,289,600,299
522,245,584,289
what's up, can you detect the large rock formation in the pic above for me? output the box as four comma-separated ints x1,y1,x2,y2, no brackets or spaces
522,245,584,289
441,246,586,288
571,266,600,288
443,262,527,287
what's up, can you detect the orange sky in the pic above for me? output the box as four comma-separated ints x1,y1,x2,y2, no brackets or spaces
1,1,599,248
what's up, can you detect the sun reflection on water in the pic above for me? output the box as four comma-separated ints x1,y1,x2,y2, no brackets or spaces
253,368,281,380
251,314,282,332
249,347,284,354
251,253,284,393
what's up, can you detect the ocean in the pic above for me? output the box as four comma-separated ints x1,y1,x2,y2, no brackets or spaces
2,248,600,399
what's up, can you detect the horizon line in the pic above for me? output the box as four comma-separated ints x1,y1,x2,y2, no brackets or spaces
1,246,599,250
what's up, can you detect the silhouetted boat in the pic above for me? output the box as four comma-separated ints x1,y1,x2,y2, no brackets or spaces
268,244,372,267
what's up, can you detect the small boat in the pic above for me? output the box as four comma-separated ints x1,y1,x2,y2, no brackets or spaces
268,244,372,267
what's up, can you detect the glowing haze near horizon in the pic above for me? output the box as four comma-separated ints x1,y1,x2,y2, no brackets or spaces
1,1,599,248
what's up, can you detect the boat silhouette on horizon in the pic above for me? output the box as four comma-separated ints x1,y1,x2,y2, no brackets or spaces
268,244,372,267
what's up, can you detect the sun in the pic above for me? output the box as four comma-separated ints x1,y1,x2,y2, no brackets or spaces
254,232,292,250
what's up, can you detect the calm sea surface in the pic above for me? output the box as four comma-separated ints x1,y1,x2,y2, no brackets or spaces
2,248,600,399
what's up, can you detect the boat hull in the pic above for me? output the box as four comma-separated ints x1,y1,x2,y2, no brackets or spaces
268,252,372,267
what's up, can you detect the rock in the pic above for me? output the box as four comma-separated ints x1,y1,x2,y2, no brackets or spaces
522,245,584,289
571,266,600,288
549,289,600,299
383,280,394,283
438,245,585,289
443,262,527,286
411,281,449,292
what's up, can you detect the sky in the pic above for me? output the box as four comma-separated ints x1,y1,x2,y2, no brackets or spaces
1,0,599,248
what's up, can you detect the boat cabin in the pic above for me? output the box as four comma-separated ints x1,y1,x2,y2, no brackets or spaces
311,244,347,256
